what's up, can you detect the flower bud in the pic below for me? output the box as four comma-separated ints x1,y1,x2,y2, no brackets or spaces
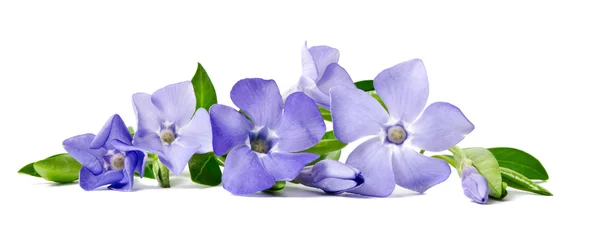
461,165,489,204
297,160,364,194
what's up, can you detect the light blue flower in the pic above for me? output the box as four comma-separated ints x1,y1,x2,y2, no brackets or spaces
63,114,145,191
132,81,212,175
330,59,475,197
285,42,354,109
210,78,325,194
296,160,364,194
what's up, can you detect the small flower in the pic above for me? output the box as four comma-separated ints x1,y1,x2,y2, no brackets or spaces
296,160,364,194
63,114,145,191
462,165,489,204
211,78,326,194
330,59,475,197
132,81,212,175
284,42,354,109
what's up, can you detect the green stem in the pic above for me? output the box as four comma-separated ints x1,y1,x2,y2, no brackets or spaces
432,155,456,168
214,155,226,166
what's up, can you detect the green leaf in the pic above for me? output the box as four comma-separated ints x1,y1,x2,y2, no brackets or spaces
308,149,342,166
18,163,41,177
488,147,549,180
319,107,331,122
464,148,503,198
264,181,286,193
33,154,82,183
191,62,218,111
489,182,509,200
135,164,155,179
189,153,222,186
368,91,388,112
500,167,552,196
127,126,135,137
152,159,170,188
302,131,347,155
355,80,374,91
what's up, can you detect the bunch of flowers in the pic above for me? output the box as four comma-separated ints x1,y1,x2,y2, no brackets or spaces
19,42,552,204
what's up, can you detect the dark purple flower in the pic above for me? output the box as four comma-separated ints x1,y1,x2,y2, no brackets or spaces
211,78,325,194
285,42,354,109
462,165,489,204
132,81,212,175
296,160,364,194
63,114,145,191
330,59,475,197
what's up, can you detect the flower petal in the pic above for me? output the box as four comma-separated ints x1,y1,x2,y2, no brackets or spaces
177,108,213,154
132,92,162,136
308,45,340,81
316,63,354,93
231,78,283,129
160,142,199,176
79,168,124,191
330,87,388,143
209,104,253,156
345,138,395,197
132,132,164,158
297,76,330,108
301,42,318,81
373,59,429,123
391,147,451,193
150,81,196,128
63,134,107,176
276,92,326,152
409,102,475,152
222,146,275,194
261,152,318,181
90,114,132,150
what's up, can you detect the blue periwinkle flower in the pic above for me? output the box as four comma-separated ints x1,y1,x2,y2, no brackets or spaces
462,165,489,204
210,78,325,195
296,160,364,194
285,42,354,109
132,81,213,175
63,114,145,191
330,59,475,197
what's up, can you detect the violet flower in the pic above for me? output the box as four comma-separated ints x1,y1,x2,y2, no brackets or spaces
296,160,364,194
462,165,489,204
285,42,354,109
63,114,145,191
211,78,325,195
330,59,475,197
132,81,212,175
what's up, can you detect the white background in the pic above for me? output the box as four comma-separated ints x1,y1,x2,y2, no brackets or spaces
1,0,598,249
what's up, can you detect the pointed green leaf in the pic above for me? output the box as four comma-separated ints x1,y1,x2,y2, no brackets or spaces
464,147,503,198
489,147,549,180
33,154,82,183
135,164,155,179
308,149,342,166
189,153,222,186
127,126,135,137
319,107,331,122
191,62,217,111
354,80,374,91
500,167,552,196
302,131,347,155
368,91,388,112
18,163,41,177
431,155,456,168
